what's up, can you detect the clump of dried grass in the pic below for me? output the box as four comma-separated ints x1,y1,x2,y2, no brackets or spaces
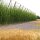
0,29,40,40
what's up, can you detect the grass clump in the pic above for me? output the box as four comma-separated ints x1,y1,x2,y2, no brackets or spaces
0,29,40,40
0,4,37,24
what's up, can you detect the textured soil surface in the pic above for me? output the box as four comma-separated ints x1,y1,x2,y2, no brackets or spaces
0,19,40,30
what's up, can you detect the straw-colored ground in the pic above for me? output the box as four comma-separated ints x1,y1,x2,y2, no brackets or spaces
0,19,40,40
0,29,40,40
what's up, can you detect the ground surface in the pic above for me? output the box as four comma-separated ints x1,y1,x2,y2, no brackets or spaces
0,19,40,30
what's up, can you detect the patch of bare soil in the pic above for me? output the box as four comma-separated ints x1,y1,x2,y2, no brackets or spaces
0,19,40,29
